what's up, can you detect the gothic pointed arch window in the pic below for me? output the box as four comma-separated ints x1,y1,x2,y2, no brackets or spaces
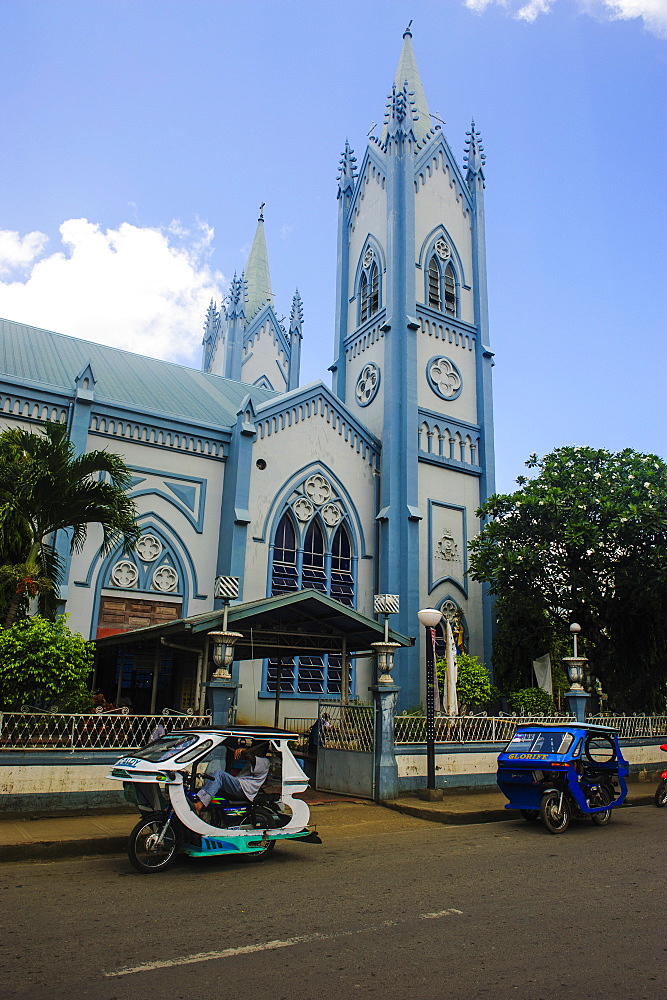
267,476,358,697
359,249,380,325
444,262,456,316
428,256,441,310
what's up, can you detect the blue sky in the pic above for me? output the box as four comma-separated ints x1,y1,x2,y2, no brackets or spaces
0,0,665,493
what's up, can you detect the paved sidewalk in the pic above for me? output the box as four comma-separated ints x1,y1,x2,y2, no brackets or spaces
0,782,657,862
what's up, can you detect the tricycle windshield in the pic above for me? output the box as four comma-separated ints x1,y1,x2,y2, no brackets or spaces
505,730,574,755
136,735,200,762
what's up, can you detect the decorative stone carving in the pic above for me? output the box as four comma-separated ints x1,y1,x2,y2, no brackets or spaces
322,502,342,527
136,533,162,562
441,599,459,622
304,474,332,506
111,561,138,588
152,565,178,592
363,246,375,268
355,362,380,407
293,496,314,522
436,529,459,561
435,238,451,260
427,356,463,401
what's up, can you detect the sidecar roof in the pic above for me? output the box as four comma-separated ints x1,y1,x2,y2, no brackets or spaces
514,722,619,734
170,725,300,740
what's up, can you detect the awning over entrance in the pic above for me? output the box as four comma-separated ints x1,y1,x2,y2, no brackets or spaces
94,589,414,659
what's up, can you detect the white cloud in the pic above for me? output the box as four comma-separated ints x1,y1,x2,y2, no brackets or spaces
0,219,224,366
0,229,49,278
463,0,667,36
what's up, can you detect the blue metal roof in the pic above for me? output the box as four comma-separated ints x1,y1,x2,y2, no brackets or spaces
0,317,278,428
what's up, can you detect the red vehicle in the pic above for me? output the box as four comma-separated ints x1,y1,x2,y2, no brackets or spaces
654,744,667,808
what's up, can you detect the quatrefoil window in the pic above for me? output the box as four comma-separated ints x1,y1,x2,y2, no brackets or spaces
427,356,463,401
355,363,380,407
435,238,451,260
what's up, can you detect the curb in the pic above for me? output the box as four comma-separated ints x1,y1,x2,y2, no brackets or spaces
382,792,657,826
0,835,127,864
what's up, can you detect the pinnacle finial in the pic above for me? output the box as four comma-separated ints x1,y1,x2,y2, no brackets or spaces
404,19,412,37
290,288,304,336
258,202,265,221
337,140,357,192
464,120,486,172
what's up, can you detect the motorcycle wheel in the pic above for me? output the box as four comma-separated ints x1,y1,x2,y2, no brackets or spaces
128,814,178,873
520,810,539,821
237,805,276,861
591,787,613,826
654,778,667,808
539,791,570,834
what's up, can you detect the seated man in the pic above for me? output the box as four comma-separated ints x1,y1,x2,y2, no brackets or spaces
192,745,270,814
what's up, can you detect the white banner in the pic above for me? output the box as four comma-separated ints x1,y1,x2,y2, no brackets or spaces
446,620,459,717
533,653,553,697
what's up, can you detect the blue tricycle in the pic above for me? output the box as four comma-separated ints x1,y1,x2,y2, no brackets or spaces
497,722,629,834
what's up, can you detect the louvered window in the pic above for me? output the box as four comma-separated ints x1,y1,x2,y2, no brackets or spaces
360,272,369,323
444,263,456,316
428,256,441,309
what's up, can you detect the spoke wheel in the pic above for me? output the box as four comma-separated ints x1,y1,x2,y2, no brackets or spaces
591,786,613,826
128,815,178,873
539,791,570,834
655,778,667,808
520,809,539,822
237,805,276,861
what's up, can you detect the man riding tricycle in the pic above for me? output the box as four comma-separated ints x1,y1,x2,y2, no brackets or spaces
497,722,629,834
107,724,321,872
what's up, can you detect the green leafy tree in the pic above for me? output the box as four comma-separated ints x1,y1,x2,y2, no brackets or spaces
0,420,140,626
437,652,492,712
0,615,94,710
469,446,667,713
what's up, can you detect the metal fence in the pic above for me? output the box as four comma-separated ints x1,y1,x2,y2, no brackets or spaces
283,717,317,738
0,710,212,752
318,702,375,752
393,713,667,744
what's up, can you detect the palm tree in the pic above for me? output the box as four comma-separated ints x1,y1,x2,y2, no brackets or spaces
0,420,140,626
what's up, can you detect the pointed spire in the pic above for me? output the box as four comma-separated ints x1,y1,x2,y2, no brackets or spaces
381,26,432,146
337,140,357,196
202,298,219,344
289,289,304,339
464,120,486,185
227,273,244,319
244,205,273,321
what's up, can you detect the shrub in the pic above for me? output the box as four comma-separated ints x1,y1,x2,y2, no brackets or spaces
0,615,94,710
508,687,555,716
437,653,493,712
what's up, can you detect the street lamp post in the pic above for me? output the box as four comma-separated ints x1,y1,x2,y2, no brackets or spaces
417,608,443,791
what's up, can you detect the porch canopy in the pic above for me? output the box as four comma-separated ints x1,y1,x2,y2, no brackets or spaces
95,589,414,660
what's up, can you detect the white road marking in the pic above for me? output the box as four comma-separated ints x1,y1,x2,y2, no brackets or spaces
105,910,463,977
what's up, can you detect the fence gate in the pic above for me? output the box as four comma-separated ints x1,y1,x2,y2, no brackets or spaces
315,700,376,799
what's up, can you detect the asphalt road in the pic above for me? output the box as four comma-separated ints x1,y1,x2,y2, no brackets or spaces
1,802,665,1000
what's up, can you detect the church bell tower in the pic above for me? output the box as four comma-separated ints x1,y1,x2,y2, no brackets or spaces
331,26,496,707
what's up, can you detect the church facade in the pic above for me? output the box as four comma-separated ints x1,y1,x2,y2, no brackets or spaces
0,29,495,721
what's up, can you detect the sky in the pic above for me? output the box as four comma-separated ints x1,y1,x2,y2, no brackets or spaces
0,0,665,494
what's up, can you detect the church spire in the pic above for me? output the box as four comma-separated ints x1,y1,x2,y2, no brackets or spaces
464,120,486,187
381,24,432,146
337,140,357,197
244,204,273,321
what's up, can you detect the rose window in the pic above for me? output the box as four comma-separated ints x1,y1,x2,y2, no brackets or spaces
152,565,178,592
435,238,451,260
427,356,463,401
305,474,332,506
355,362,380,407
111,561,138,589
136,534,162,562
293,497,314,522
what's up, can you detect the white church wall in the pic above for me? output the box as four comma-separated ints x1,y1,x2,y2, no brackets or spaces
417,324,478,428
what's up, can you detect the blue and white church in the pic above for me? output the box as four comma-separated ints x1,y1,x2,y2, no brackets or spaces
0,29,495,722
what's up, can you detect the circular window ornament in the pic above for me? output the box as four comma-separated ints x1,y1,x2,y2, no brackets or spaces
355,362,381,407
111,561,138,589
427,356,463,401
322,503,342,527
363,246,375,268
136,533,162,562
435,238,451,261
293,497,314,522
305,474,332,506
152,565,178,592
